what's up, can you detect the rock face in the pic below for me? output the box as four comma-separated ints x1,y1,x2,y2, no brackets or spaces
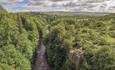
33,38,51,70
69,48,84,61
68,48,87,70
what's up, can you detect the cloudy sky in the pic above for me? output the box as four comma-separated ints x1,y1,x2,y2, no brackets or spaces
0,0,115,12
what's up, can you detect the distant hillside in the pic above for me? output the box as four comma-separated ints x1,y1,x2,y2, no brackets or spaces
31,11,110,17
0,6,7,13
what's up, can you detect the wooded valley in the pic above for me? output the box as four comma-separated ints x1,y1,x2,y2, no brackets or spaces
0,8,115,70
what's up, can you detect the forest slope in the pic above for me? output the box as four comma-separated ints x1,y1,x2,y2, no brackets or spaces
0,11,47,70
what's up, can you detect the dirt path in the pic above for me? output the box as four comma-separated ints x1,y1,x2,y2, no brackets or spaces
32,38,51,70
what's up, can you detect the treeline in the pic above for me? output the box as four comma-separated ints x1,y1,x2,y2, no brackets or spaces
44,15,115,70
0,11,47,70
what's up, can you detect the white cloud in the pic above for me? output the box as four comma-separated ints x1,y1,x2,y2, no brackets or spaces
1,0,115,12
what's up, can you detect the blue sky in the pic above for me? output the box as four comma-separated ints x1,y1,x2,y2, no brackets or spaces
0,0,29,12
0,0,115,12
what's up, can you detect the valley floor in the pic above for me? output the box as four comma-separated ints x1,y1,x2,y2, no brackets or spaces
32,38,51,70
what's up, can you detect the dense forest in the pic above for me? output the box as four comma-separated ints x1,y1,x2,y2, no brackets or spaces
0,8,47,70
0,8,115,70
44,14,115,70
